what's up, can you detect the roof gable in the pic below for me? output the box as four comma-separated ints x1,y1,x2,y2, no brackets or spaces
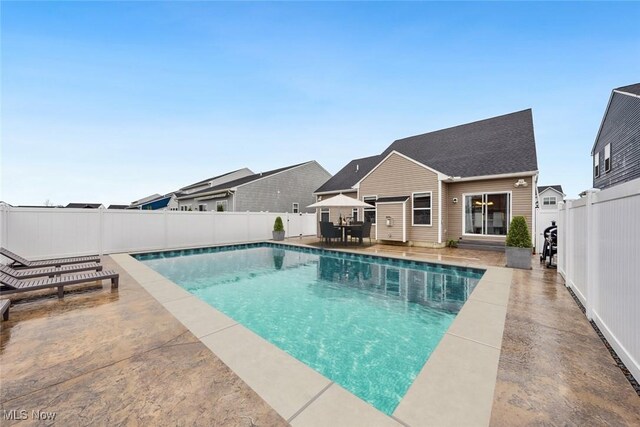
538,185,564,197
382,109,538,178
591,85,640,154
615,83,640,97
355,150,446,188
314,155,382,193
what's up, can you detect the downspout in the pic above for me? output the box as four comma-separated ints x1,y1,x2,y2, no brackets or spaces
438,179,443,244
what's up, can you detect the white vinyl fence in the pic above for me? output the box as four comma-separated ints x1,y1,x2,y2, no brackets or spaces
0,206,317,259
558,178,640,382
535,208,559,254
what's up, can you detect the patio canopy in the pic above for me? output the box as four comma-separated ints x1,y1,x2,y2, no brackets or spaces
307,193,372,209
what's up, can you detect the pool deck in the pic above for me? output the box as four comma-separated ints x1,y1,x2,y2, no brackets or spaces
1,239,639,425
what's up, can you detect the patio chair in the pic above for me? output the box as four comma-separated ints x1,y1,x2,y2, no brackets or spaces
0,270,119,299
0,247,100,269
349,221,372,245
320,221,341,245
1,262,103,279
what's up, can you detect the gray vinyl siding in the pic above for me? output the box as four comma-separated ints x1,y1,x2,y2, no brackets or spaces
593,92,640,190
234,162,332,213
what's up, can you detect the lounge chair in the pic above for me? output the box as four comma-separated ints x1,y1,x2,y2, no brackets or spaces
0,270,119,299
0,247,100,269
1,263,103,279
1,299,9,321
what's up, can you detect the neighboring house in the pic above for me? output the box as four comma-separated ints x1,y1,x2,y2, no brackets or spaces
537,185,565,209
107,204,129,210
591,83,640,190
65,203,105,209
177,161,332,213
175,168,254,211
314,109,538,248
127,193,179,211
535,185,565,253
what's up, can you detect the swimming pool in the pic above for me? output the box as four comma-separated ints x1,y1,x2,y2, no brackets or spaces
135,243,484,415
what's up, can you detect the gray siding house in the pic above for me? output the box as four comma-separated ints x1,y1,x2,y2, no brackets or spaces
177,161,331,213
592,83,640,190
537,185,565,210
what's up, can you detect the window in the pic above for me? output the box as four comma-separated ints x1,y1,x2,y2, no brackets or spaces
604,143,611,172
464,193,511,236
292,203,299,213
351,208,358,222
543,196,557,206
320,208,330,222
198,204,207,212
216,201,227,212
412,192,432,226
180,205,192,211
594,152,600,178
363,196,376,224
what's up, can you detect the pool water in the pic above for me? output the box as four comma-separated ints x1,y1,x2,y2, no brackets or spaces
137,244,483,414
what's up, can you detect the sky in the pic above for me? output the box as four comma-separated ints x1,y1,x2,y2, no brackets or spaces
1,2,639,206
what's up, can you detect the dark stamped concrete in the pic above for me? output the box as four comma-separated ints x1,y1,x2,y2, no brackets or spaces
0,256,287,426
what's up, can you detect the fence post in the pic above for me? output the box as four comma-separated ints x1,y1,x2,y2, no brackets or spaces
585,189,599,320
0,204,8,250
285,212,289,238
98,208,104,256
163,210,169,250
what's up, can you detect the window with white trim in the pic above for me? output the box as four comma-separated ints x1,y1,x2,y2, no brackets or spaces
292,203,299,213
604,143,611,172
351,208,358,222
412,192,432,225
180,205,192,211
320,208,330,222
594,152,600,178
363,196,376,224
543,196,557,206
216,201,227,212
198,204,207,212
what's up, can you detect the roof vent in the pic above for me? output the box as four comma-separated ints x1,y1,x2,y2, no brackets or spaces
356,164,359,172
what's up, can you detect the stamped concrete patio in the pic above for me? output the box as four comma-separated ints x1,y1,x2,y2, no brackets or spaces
1,239,638,426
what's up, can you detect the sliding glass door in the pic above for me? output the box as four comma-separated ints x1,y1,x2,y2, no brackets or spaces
464,193,510,236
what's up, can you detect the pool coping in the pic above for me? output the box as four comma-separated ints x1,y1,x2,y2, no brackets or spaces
111,241,512,427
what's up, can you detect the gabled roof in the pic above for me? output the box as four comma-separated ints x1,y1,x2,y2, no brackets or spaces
179,168,251,191
538,185,564,196
314,155,382,193
591,83,640,155
136,195,173,210
131,193,162,206
108,204,129,210
615,83,640,97
180,161,312,199
65,203,103,209
381,109,537,178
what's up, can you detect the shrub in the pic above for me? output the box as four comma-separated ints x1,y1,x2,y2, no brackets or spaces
273,216,284,232
505,216,532,248
447,239,458,248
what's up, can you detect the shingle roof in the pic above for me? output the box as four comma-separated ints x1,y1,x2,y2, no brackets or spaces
179,168,249,191
108,204,129,209
182,161,311,198
615,83,640,97
314,155,382,193
65,203,103,209
538,185,564,195
381,109,538,178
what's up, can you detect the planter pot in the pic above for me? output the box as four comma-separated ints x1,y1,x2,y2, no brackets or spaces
506,246,532,269
272,230,285,241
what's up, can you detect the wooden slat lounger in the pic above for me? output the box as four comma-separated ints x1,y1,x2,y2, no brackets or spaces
0,271,119,299
1,263,103,279
1,299,9,321
0,247,101,269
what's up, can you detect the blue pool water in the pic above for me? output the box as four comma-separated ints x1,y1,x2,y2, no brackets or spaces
136,243,484,414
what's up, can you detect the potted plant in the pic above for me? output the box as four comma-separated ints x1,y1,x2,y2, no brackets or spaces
505,216,532,269
272,216,285,241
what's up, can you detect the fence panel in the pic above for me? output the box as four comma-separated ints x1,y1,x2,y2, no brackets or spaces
558,179,640,383
0,208,317,260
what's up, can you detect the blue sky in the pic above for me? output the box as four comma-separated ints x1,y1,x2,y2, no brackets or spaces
2,2,639,205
